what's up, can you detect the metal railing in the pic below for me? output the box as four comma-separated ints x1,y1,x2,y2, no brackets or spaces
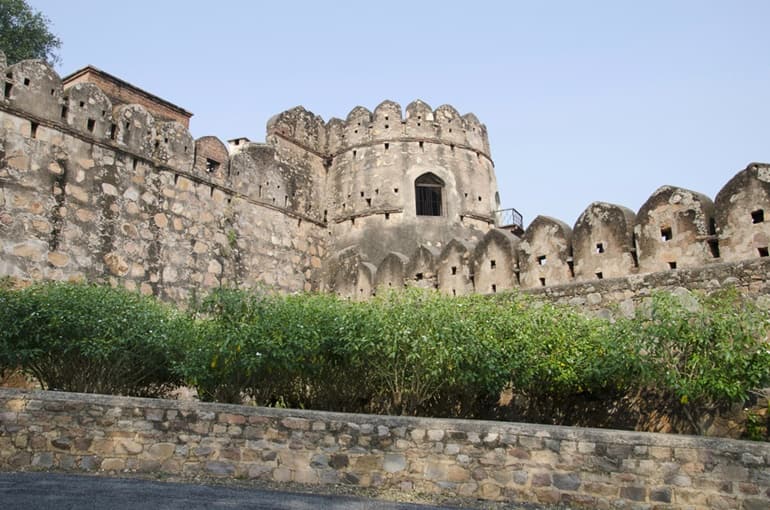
494,207,523,230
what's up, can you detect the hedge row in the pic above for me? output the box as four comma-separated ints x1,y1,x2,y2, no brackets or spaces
1,281,768,434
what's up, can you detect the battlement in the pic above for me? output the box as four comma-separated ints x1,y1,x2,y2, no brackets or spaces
2,51,769,309
266,100,492,162
327,161,770,302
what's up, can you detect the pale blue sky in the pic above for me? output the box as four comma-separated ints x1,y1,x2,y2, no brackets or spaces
28,1,770,228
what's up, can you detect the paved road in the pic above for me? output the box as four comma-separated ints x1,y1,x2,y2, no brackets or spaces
0,472,519,510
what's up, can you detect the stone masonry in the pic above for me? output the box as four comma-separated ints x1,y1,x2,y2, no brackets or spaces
2,53,770,305
1,389,769,509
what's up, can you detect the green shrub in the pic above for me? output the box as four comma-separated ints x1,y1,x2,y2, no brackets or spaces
0,282,190,396
179,288,368,407
3,281,767,435
614,289,770,433
345,289,505,416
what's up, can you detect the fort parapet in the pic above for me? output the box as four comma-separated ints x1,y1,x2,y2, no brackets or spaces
1,53,770,306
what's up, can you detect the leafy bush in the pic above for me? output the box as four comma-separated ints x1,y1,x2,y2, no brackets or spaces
613,289,770,433
0,282,190,396
349,290,510,416
180,288,369,407
2,281,768,436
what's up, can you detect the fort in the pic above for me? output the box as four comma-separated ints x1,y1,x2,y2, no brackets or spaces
2,53,770,307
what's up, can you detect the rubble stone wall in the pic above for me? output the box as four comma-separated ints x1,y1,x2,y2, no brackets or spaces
3,55,770,308
1,389,768,510
0,58,326,300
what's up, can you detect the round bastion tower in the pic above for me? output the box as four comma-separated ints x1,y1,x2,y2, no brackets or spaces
264,99,502,296
324,100,500,286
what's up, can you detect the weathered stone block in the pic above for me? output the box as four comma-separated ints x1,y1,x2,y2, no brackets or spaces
147,442,175,460
383,453,406,473
620,485,646,501
100,458,125,471
205,461,235,476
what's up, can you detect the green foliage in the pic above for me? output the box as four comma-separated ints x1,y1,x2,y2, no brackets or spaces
179,288,366,407
613,289,770,433
352,290,509,416
0,0,61,65
2,281,768,436
0,282,190,396
744,410,767,441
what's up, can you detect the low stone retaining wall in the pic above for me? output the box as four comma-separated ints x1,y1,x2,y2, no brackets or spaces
1,389,768,509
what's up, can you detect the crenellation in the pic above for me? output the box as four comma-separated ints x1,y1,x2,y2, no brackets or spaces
572,202,637,281
436,239,474,297
405,245,440,289
192,136,229,182
634,186,716,274
266,105,327,156
3,60,63,124
153,121,194,170
714,162,770,263
61,83,113,141
2,54,770,306
324,117,345,154
111,103,156,156
375,251,409,291
518,216,573,289
471,229,520,294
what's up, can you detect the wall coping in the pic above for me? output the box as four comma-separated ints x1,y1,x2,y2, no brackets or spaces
2,388,766,455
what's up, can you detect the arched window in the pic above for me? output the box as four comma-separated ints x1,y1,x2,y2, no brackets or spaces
415,172,444,216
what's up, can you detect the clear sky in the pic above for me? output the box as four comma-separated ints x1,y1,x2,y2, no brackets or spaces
27,0,770,228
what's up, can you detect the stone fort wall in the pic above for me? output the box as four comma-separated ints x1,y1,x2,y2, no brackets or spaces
0,58,328,302
1,54,770,305
335,161,770,303
1,388,769,509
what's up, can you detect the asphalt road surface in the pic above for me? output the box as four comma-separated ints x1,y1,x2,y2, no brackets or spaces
0,472,537,510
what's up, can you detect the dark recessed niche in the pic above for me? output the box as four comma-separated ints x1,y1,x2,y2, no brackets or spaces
708,239,720,258
539,277,546,287
490,260,496,269
491,284,497,293
596,243,604,254
206,158,219,173
668,261,677,269
537,255,547,266
596,272,603,280
660,227,673,242
759,247,769,257
451,266,457,275
752,209,765,224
